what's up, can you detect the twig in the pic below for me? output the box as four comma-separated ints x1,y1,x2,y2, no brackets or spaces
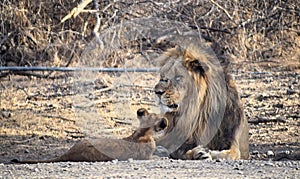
249,117,286,125
94,86,115,94
61,0,93,23
41,114,75,123
208,0,233,20
92,0,104,49
0,71,49,78
131,102,157,106
13,135,39,144
111,118,132,125
74,98,114,108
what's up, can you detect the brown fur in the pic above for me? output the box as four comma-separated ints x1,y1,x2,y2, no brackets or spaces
13,108,168,163
154,42,249,160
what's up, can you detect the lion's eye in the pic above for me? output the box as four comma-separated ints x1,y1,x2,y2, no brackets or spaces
160,78,169,83
175,76,182,82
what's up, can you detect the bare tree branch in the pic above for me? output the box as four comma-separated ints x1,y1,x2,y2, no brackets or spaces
61,0,93,23
208,0,233,20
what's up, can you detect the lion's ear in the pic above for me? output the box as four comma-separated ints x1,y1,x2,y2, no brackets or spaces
185,58,209,76
154,46,184,67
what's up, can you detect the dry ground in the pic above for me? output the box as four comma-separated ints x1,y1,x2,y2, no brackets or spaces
0,59,299,178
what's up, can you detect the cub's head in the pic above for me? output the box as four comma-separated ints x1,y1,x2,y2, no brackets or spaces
135,108,168,142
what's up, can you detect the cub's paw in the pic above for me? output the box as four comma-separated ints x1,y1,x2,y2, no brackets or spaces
186,145,212,160
153,145,170,158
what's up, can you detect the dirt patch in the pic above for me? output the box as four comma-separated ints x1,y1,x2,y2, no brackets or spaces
0,61,299,177
1,159,299,178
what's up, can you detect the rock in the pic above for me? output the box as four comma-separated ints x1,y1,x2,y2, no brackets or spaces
112,159,118,164
267,151,274,157
265,162,275,167
286,89,296,95
256,94,264,101
272,103,284,108
252,150,259,155
1,110,11,118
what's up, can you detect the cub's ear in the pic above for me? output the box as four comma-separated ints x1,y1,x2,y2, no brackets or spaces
137,108,149,120
184,58,209,76
156,117,168,131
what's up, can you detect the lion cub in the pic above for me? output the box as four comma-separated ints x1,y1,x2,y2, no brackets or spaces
13,108,168,163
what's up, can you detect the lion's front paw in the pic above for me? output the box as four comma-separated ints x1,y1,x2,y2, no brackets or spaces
186,145,212,160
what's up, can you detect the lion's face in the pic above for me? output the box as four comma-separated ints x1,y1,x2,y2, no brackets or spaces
154,50,209,114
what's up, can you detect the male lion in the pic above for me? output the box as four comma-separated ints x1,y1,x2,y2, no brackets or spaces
154,39,249,160
12,108,168,163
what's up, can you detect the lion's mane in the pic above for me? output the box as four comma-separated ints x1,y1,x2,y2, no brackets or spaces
154,37,249,160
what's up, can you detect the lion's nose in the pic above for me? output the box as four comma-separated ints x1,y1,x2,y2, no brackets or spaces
155,90,165,96
154,84,165,96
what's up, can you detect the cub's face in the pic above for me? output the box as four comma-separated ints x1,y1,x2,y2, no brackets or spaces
136,108,168,141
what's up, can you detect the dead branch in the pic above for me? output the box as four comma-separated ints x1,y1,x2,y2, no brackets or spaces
111,118,132,125
61,0,93,23
208,0,233,20
249,117,286,125
92,0,104,49
0,71,51,79
41,114,75,123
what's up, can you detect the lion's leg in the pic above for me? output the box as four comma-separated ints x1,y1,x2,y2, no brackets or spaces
209,141,241,160
186,141,241,160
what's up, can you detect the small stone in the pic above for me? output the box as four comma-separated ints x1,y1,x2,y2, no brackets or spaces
234,167,240,170
127,158,133,162
112,159,118,164
252,150,259,155
265,162,275,166
286,89,296,95
272,103,284,108
267,150,274,157
1,111,11,118
256,94,264,101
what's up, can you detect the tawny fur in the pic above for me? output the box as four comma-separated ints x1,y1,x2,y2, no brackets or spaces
154,40,249,160
13,108,168,163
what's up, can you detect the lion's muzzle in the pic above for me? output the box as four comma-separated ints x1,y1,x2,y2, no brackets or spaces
154,80,180,113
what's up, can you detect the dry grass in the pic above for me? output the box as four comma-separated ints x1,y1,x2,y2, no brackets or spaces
0,0,299,69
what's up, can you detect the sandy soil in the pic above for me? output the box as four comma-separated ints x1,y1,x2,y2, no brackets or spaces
0,60,299,178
